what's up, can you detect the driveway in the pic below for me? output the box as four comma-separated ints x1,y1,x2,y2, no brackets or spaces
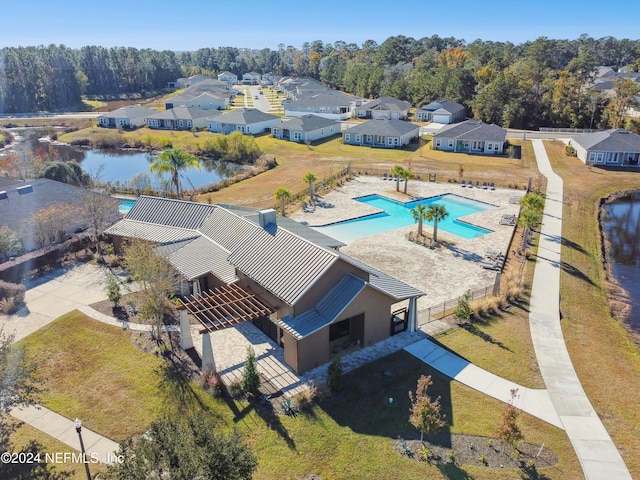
1,262,133,342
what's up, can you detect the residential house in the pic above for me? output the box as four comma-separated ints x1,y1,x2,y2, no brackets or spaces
217,71,238,85
242,71,262,85
97,106,156,129
354,96,411,120
342,118,420,148
165,79,231,110
415,99,466,124
105,196,423,374
146,106,214,130
271,114,340,143
261,72,282,86
570,129,640,167
283,91,364,120
432,120,507,154
0,178,118,253
207,108,280,134
167,74,212,89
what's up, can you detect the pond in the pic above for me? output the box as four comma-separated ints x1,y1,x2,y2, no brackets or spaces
13,128,242,190
602,191,640,332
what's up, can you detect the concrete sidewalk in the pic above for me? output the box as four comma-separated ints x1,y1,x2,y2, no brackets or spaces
10,405,120,464
530,139,631,479
405,339,563,428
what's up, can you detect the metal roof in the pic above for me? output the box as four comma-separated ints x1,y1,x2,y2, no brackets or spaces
104,219,199,244
277,274,366,340
228,226,339,305
433,120,506,142
344,118,420,136
197,208,260,252
338,253,424,301
124,196,216,229
165,236,237,283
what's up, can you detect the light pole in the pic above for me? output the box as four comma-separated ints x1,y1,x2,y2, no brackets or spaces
74,418,92,480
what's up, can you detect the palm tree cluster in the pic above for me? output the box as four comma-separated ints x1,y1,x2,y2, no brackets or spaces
517,190,545,251
411,203,449,244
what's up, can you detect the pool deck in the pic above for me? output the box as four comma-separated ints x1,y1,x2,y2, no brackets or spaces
290,175,524,313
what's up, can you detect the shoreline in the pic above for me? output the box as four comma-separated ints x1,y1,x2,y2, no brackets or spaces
598,188,640,345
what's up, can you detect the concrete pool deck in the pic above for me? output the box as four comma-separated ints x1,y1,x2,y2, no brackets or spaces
290,176,525,313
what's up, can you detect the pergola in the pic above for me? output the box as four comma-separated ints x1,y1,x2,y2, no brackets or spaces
180,283,275,334
177,283,275,372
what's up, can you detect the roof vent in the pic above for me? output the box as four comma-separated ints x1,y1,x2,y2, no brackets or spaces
258,209,277,228
0,191,7,200
16,184,33,194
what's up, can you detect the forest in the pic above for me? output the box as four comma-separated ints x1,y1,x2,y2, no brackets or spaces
1,34,639,130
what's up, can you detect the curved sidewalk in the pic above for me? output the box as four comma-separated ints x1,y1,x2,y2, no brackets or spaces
530,139,631,479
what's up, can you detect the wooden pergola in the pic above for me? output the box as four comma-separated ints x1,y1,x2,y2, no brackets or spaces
179,283,275,334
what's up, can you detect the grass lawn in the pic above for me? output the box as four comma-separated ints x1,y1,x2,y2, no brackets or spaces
12,310,582,479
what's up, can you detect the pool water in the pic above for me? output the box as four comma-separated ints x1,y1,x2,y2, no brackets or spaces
118,199,136,214
312,194,494,244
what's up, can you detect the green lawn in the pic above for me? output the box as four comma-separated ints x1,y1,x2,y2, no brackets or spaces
13,311,581,479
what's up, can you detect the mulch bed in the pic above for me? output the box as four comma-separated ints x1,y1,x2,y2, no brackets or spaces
392,433,558,470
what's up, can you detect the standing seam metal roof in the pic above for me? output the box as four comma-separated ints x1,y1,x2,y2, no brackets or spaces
228,227,339,305
166,236,237,283
277,274,366,340
124,196,216,229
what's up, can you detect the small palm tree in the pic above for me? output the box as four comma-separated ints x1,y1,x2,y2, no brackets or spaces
303,172,317,204
400,168,416,194
149,148,201,199
390,165,406,192
425,204,449,244
274,187,292,216
410,203,429,238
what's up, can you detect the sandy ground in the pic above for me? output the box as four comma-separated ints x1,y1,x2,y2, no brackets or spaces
290,175,524,315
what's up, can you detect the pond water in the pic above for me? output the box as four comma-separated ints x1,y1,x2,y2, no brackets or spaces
602,192,640,331
15,128,241,190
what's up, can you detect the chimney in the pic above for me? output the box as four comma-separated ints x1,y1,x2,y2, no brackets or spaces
258,209,277,228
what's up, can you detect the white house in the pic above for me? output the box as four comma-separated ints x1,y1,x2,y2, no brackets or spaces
207,108,280,135
415,99,466,124
217,71,238,85
97,106,156,129
570,129,640,167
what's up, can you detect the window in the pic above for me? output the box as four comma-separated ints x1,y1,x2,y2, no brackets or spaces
487,143,494,151
435,139,441,147
448,140,454,148
293,132,302,141
329,319,350,342
355,134,360,142
344,134,350,142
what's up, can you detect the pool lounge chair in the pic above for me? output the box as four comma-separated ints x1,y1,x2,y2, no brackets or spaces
461,180,466,187
467,181,473,188
482,182,488,189
490,182,495,190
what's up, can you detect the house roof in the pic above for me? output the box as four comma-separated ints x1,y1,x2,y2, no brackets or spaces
344,118,420,136
164,236,237,283
122,196,216,229
228,226,339,305
146,106,212,121
285,91,361,108
278,114,339,132
0,178,118,235
338,253,423,301
100,105,156,119
419,99,466,114
168,90,228,106
105,219,199,244
571,129,640,152
277,274,366,340
212,108,279,125
433,120,506,142
357,96,411,112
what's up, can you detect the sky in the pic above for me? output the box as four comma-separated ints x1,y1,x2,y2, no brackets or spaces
1,0,639,51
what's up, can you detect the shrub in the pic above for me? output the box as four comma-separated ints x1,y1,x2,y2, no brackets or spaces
202,370,224,397
227,379,244,399
241,346,261,395
326,356,344,391
0,296,19,314
291,383,317,411
0,280,25,305
106,274,121,306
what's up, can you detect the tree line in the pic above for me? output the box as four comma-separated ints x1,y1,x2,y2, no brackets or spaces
1,34,639,129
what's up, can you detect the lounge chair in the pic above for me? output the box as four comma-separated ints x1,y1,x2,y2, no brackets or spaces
461,180,466,187
383,173,387,180
490,182,495,190
467,181,473,188
482,182,488,189
476,181,480,188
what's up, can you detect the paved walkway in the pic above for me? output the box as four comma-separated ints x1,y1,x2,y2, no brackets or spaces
527,139,631,479
9,405,120,464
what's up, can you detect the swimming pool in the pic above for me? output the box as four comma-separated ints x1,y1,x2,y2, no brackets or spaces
312,194,494,243
118,198,136,214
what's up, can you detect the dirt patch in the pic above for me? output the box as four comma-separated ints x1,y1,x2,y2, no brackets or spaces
392,433,558,470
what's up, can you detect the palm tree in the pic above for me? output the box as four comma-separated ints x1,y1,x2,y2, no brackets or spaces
390,165,405,192
519,190,545,213
400,168,416,194
274,187,291,216
425,204,449,244
410,203,429,238
302,172,317,204
149,148,201,199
